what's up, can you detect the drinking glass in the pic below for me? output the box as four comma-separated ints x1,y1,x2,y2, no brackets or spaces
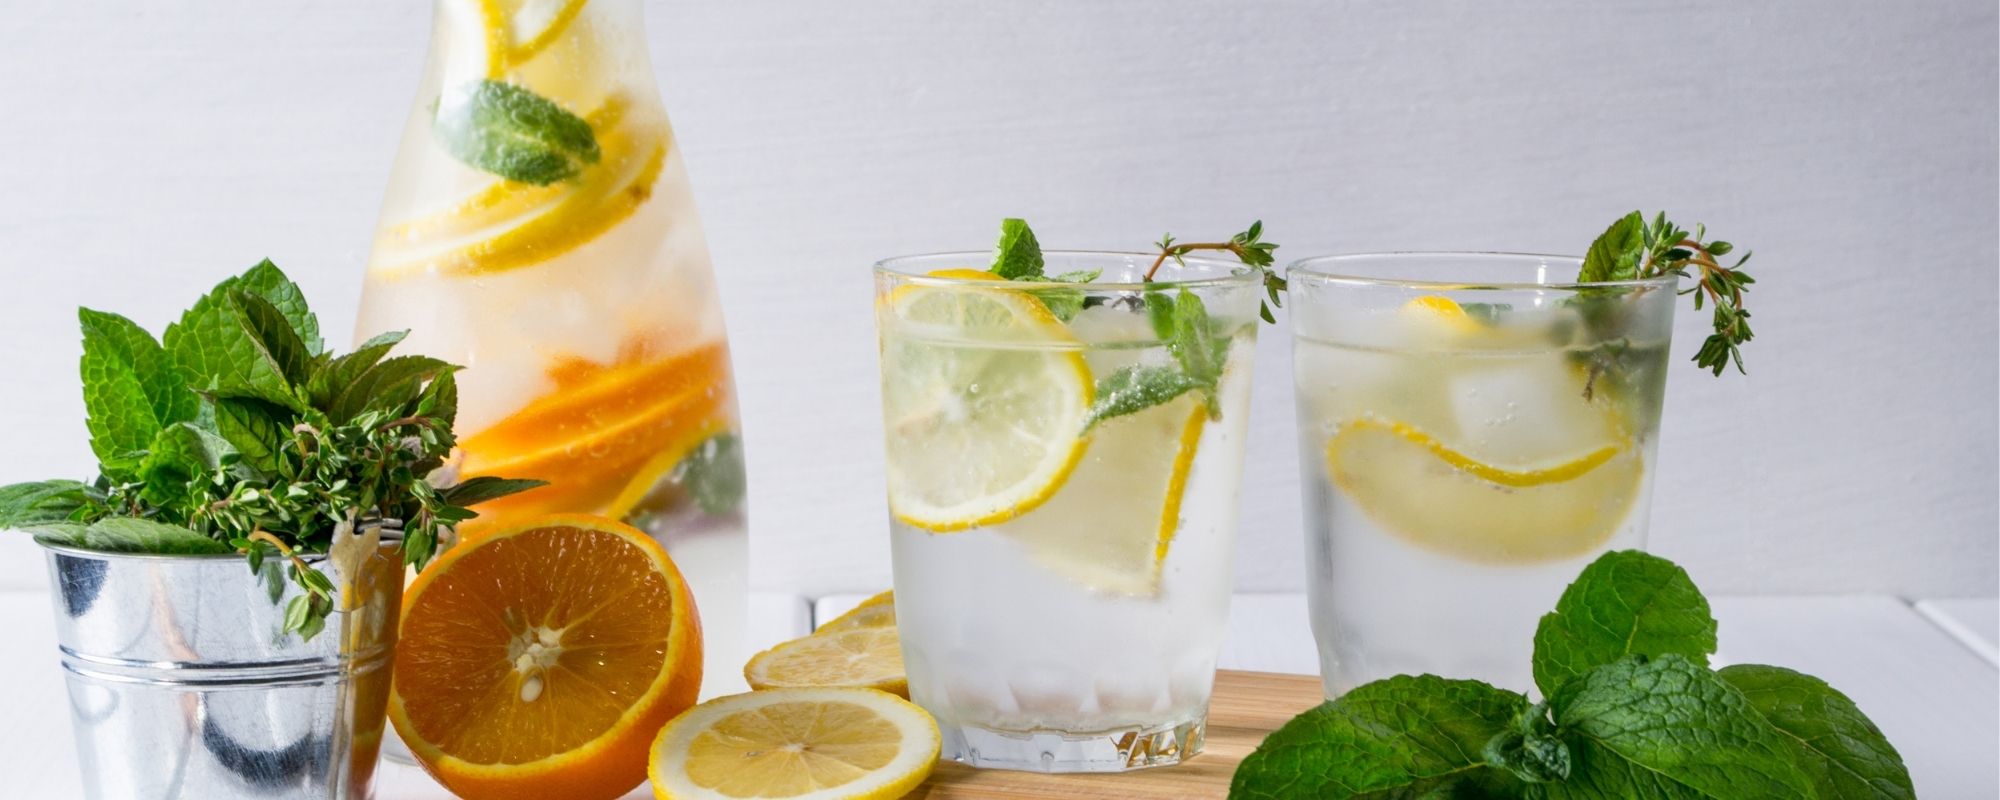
874,253,1261,772
1288,253,1676,696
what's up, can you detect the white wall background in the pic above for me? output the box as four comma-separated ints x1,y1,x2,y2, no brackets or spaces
0,1,1993,598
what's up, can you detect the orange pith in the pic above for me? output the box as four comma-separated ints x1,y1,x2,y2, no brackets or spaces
460,339,733,519
391,514,702,800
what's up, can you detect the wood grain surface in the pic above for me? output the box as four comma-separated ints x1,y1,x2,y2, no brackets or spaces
906,670,1323,799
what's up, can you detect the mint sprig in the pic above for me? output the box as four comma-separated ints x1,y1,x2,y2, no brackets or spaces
433,79,601,186
1230,550,1914,799
0,260,543,640
981,218,1280,428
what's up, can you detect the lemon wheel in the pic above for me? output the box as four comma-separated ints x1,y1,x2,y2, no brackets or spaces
648,688,939,800
878,273,1093,531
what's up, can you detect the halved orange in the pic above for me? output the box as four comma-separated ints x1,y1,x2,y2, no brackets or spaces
390,514,703,800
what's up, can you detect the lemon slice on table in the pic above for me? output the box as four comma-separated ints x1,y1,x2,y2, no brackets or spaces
815,590,895,635
744,627,908,698
878,271,1093,531
649,687,939,800
1326,417,1644,563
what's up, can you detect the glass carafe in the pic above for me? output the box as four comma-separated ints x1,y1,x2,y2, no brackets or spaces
356,0,747,699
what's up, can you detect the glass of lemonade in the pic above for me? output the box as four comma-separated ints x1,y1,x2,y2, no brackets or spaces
874,252,1262,772
1288,253,1677,697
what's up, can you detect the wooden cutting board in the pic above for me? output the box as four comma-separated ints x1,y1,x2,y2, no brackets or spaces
904,670,1324,799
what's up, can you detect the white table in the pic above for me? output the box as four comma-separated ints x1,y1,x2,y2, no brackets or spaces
4,590,1993,798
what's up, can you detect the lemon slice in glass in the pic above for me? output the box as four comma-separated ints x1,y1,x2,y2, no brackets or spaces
1326,417,1643,563
878,272,1093,531
1002,393,1207,595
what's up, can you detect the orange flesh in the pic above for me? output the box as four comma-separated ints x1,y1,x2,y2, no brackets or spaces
395,523,678,764
459,340,731,517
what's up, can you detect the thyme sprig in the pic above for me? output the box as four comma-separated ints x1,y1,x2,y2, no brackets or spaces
1149,221,1288,323
1582,211,1757,375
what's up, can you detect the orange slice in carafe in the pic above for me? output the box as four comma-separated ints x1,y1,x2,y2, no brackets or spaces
460,340,733,521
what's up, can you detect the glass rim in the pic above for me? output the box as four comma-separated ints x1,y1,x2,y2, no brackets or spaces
874,249,1261,291
1286,251,1679,291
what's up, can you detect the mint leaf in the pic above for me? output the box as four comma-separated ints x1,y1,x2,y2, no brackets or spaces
673,432,746,516
1485,702,1571,784
1017,282,1085,321
232,290,313,386
0,480,97,529
1579,211,1646,283
1168,289,1224,384
414,367,459,421
1718,665,1914,800
1144,287,1176,340
1166,288,1230,417
45,517,231,555
1541,655,1813,800
440,476,547,506
327,355,451,424
1532,550,1717,698
78,308,195,476
1013,270,1101,322
434,80,600,186
138,422,233,506
1229,675,1529,799
989,218,1045,279
163,275,305,412
306,329,407,409
231,259,322,355
213,398,290,476
1085,364,1200,429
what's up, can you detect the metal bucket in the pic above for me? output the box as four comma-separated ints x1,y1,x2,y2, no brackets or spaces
42,532,402,800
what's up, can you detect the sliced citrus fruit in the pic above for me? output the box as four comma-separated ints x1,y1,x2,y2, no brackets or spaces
1401,294,1485,336
1326,417,1644,563
602,420,735,521
814,591,894,635
372,107,671,279
459,341,730,518
475,0,593,76
648,688,939,800
386,95,633,243
1001,391,1207,595
390,514,703,800
744,627,907,698
878,273,1093,531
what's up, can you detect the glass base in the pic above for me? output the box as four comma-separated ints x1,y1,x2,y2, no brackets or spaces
941,713,1206,773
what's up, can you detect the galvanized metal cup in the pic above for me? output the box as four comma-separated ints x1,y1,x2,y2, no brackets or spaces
42,531,403,800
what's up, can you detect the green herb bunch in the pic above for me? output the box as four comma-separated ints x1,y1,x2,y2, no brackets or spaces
1580,211,1756,376
0,261,541,640
1230,551,1914,799
983,218,1281,429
